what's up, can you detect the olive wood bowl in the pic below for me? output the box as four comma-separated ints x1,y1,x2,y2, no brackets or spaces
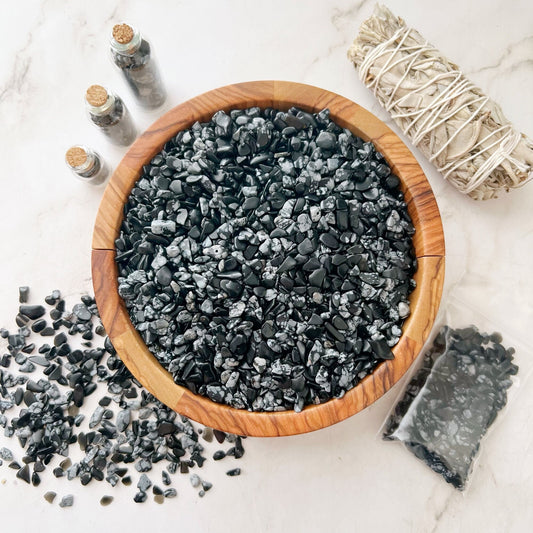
92,80,445,437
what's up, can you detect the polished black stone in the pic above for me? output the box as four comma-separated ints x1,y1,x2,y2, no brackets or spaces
19,286,29,304
19,305,46,320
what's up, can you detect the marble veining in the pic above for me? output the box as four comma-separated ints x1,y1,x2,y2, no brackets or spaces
467,34,533,75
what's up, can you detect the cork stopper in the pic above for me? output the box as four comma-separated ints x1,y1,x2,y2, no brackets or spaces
85,85,108,107
112,23,134,44
65,146,88,168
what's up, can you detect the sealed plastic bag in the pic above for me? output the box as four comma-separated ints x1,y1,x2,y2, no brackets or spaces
382,290,529,490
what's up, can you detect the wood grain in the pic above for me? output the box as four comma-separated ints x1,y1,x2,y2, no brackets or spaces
92,81,445,437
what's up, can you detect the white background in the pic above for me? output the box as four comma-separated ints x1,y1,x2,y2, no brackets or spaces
0,1,532,532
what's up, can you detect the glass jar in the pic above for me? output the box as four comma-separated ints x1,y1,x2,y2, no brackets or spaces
65,146,109,185
85,85,137,146
110,23,166,109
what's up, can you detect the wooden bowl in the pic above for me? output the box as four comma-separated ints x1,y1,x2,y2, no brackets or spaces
92,81,445,437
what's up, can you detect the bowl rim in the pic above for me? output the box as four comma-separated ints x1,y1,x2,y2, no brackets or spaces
92,80,445,437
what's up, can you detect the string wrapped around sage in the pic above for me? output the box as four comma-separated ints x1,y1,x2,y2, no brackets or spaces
348,5,533,200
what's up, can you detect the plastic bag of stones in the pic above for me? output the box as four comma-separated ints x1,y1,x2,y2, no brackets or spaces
380,292,532,492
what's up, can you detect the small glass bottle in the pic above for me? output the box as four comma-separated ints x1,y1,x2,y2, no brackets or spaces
85,85,137,146
65,146,109,185
110,23,166,109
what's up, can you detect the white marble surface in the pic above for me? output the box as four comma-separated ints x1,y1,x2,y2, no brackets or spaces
1,0,532,531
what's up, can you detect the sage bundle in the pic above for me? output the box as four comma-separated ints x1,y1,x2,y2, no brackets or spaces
348,5,533,200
